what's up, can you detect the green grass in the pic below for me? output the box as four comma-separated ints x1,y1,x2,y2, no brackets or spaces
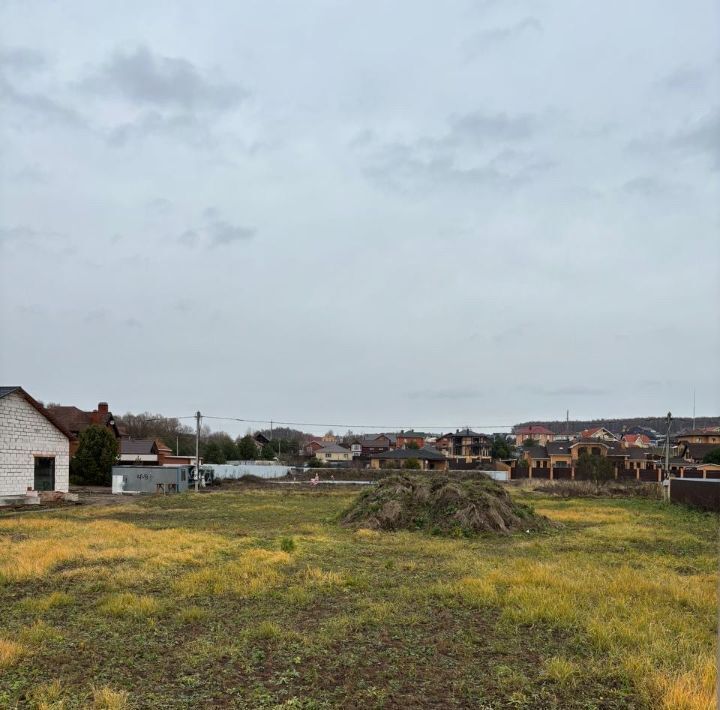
0,487,716,709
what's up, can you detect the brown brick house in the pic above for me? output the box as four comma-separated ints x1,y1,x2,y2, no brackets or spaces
45,401,125,456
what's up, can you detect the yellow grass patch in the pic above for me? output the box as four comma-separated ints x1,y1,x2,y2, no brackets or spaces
0,638,25,667
353,528,380,539
27,679,65,709
174,549,290,598
98,593,159,618
302,565,345,586
90,685,129,709
21,591,74,613
544,656,578,686
176,606,208,623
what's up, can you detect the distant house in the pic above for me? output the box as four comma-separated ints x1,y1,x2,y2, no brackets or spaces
433,434,453,456
546,441,573,467
578,427,617,442
1,386,72,495
396,431,426,449
314,443,352,464
370,447,449,471
680,443,720,464
514,425,556,446
303,440,324,456
622,434,651,448
46,400,125,456
353,435,393,456
448,429,492,460
570,438,612,458
674,428,720,446
117,438,193,466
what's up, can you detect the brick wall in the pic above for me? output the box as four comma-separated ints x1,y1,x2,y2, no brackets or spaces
0,392,70,495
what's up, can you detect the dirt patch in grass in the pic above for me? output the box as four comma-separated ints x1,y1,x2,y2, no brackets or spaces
341,474,549,535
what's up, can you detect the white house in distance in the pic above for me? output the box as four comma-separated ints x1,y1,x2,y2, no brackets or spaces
0,386,71,496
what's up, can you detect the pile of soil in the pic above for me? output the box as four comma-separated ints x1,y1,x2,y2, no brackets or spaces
341,474,549,535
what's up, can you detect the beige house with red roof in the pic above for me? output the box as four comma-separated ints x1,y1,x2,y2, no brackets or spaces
578,427,617,442
514,425,556,446
621,433,651,448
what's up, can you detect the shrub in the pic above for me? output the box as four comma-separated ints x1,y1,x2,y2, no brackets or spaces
403,458,421,470
71,425,119,486
280,537,296,553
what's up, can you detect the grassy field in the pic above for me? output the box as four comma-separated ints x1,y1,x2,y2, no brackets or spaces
0,485,717,709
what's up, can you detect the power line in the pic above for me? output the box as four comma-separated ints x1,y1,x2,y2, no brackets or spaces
202,415,515,431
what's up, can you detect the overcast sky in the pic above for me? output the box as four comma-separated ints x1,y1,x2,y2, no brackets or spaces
1,1,718,436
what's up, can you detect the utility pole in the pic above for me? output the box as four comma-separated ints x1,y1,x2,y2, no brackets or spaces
195,411,201,492
664,411,672,484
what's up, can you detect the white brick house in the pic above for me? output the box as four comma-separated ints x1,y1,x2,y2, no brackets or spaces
0,387,71,495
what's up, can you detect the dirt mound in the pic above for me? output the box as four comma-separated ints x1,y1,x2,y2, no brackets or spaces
341,474,548,535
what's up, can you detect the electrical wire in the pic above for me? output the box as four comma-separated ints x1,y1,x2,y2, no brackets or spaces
202,415,514,432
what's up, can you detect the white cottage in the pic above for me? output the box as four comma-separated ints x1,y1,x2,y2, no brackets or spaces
0,387,71,495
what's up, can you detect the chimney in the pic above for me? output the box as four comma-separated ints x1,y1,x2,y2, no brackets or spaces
98,402,109,415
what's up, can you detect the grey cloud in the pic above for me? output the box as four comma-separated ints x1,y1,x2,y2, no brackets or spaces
81,45,248,111
670,110,720,169
619,176,685,199
107,111,215,148
207,219,255,247
177,229,200,247
407,387,485,400
628,110,720,170
12,165,50,184
658,65,708,93
176,210,255,249
0,75,86,128
462,17,542,59
0,225,76,256
361,111,546,192
525,385,609,397
0,46,47,73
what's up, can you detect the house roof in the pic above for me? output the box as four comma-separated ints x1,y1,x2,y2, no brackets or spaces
682,443,720,462
515,425,554,435
370,447,446,461
398,430,426,438
452,428,487,438
45,402,118,438
579,427,618,439
0,386,73,440
546,441,571,456
316,443,351,454
622,434,650,445
625,447,648,461
571,438,611,448
120,439,157,455
525,446,549,460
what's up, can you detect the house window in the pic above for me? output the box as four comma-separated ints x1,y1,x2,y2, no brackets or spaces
592,447,601,457
34,457,55,491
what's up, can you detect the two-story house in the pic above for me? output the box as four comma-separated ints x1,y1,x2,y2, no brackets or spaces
396,431,426,449
449,429,492,461
514,425,556,447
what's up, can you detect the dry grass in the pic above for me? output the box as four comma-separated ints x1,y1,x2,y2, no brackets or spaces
20,591,74,613
98,592,159,618
90,685,129,709
0,489,715,709
27,679,65,709
0,638,24,668
173,548,290,597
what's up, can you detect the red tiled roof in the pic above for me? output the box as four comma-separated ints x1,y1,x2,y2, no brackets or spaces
622,434,650,445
